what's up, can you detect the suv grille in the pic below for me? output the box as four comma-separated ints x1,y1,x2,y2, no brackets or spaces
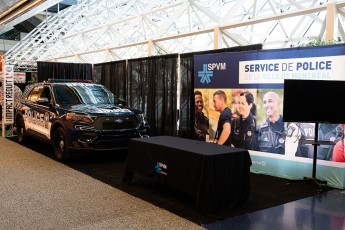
93,116,139,130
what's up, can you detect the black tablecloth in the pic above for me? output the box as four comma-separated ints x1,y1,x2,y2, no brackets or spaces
123,136,252,212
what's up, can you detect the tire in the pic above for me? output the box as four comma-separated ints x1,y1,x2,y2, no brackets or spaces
16,117,27,144
53,127,70,162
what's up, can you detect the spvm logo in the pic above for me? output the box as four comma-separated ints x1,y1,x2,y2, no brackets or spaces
197,63,226,84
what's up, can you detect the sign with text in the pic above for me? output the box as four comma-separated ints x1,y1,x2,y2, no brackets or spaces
239,56,345,84
2,65,14,124
193,44,345,189
14,72,26,83
194,44,345,89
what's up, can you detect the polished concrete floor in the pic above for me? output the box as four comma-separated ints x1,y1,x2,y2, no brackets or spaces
205,189,345,230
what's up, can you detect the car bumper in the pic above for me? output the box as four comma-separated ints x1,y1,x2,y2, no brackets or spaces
68,132,149,153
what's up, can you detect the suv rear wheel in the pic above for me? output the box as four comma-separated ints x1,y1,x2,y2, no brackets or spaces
53,127,70,161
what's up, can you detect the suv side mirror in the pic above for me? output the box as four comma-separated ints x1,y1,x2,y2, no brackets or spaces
37,97,49,104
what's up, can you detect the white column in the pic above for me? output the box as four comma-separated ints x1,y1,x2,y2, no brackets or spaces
214,27,221,49
325,1,338,42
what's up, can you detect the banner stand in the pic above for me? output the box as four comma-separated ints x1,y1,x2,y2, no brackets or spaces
193,44,345,189
1,63,15,138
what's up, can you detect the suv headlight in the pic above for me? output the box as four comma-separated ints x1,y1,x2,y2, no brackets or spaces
66,113,95,123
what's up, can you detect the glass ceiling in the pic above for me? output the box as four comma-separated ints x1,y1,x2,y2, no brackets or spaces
4,0,345,71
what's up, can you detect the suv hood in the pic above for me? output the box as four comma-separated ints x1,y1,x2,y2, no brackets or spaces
63,104,137,115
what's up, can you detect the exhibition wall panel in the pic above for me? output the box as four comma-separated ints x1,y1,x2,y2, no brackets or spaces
127,55,179,136
94,55,179,137
37,61,92,82
193,43,345,188
93,60,127,100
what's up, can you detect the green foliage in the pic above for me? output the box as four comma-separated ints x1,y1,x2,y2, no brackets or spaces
303,36,336,47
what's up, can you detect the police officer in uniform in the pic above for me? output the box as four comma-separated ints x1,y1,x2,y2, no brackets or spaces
257,119,286,154
194,90,209,141
316,123,344,160
213,90,232,146
294,122,316,158
293,123,343,160
231,91,259,151
257,91,286,154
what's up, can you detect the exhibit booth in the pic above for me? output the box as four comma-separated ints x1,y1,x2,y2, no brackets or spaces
2,43,345,189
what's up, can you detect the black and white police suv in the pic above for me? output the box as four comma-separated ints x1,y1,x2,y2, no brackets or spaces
14,79,150,161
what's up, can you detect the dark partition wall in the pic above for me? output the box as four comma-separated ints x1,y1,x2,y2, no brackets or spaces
93,60,127,100
179,53,194,138
37,61,92,82
127,55,178,136
126,58,149,113
95,55,179,136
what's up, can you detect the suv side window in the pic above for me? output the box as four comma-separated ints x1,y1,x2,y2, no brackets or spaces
54,85,81,105
41,86,52,104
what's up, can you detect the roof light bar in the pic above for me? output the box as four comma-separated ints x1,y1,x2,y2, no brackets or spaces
47,78,93,83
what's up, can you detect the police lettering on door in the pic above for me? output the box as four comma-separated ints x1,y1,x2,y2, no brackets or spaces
24,110,54,129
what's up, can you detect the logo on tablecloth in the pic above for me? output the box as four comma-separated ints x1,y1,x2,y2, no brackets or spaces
155,162,168,175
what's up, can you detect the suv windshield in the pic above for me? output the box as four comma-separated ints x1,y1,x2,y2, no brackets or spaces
54,84,115,105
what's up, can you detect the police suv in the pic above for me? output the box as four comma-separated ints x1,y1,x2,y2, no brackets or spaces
14,79,150,161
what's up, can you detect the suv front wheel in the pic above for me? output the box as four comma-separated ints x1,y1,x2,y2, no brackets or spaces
16,117,27,144
53,127,70,161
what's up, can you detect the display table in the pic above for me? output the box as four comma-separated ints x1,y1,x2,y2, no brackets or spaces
123,136,252,212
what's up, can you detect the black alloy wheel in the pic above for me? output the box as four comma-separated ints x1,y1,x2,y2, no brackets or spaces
53,127,70,162
16,117,27,144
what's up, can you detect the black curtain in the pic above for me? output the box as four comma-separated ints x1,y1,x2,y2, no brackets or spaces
127,54,178,136
179,53,194,138
37,61,92,82
93,60,127,100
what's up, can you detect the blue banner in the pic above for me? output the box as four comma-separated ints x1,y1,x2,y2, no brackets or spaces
193,44,345,189
194,44,345,89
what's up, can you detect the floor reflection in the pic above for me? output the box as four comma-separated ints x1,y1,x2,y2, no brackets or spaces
205,189,345,230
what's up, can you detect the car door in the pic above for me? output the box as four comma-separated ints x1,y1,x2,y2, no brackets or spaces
23,85,53,139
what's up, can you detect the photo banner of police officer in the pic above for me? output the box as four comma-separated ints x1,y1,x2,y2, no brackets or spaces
193,44,345,189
